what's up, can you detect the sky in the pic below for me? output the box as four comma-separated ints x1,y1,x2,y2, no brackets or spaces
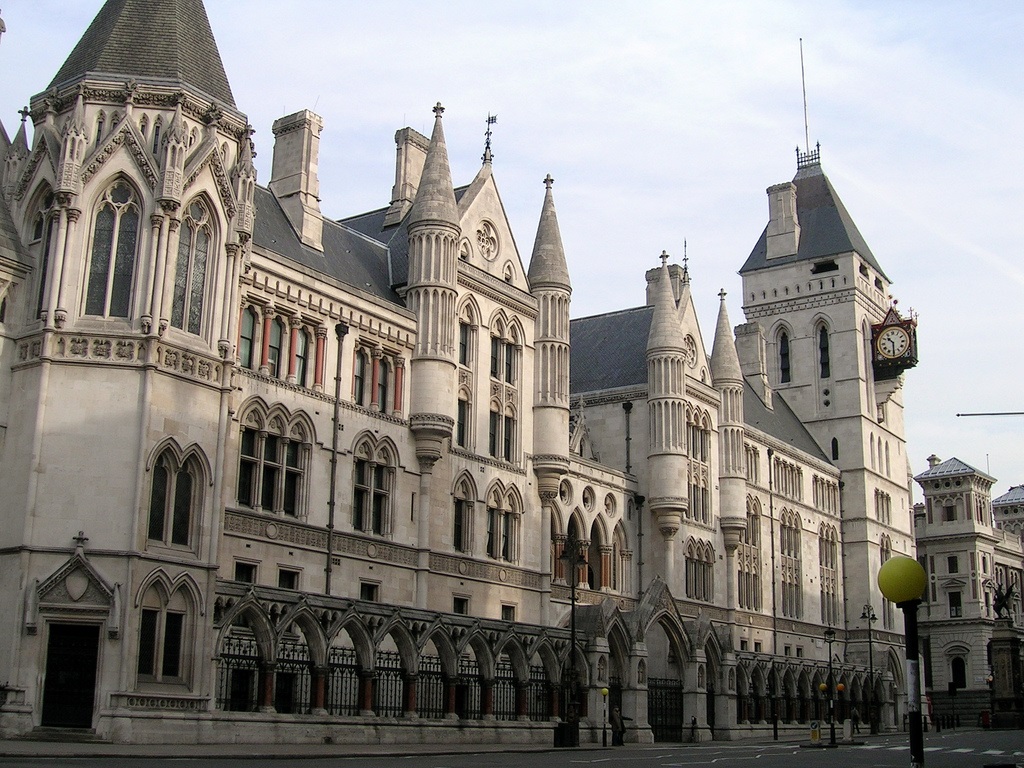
1,2,1022,499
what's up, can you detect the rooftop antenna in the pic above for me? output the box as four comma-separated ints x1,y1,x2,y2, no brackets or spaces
800,38,810,154
482,113,497,163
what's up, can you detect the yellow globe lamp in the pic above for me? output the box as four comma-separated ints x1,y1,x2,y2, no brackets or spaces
877,556,927,604
818,682,827,693
601,687,609,697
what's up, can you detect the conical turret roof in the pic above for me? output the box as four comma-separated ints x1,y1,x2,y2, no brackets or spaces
47,0,235,108
527,174,570,291
647,258,685,353
408,104,458,228
710,290,743,384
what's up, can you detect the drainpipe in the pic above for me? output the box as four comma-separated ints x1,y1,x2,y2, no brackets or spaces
325,321,349,596
623,401,633,474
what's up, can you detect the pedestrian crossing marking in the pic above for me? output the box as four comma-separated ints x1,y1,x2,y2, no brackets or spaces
950,748,974,753
982,749,1005,755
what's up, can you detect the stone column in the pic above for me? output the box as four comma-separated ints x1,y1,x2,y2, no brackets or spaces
258,663,276,712
287,316,301,383
313,325,327,391
311,666,328,715
259,306,274,374
393,358,405,414
358,669,375,716
403,673,418,718
370,347,382,410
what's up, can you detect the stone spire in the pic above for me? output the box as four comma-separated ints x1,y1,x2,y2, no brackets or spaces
231,127,256,240
712,290,747,557
47,0,235,108
647,255,686,355
530,174,571,478
3,114,29,200
407,103,459,229
527,174,571,292
710,290,743,386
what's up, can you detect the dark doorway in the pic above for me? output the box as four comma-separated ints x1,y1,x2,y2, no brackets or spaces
41,623,100,728
648,677,684,741
706,683,716,735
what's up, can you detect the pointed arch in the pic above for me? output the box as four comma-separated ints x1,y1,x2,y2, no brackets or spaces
170,194,217,335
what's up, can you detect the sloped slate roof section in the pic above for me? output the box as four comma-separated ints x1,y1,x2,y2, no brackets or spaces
569,306,653,395
740,163,888,280
48,0,235,108
340,186,470,291
252,187,400,306
993,485,1024,506
914,456,993,482
0,196,32,268
744,386,830,462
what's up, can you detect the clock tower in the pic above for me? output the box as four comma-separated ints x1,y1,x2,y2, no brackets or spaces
739,147,919,661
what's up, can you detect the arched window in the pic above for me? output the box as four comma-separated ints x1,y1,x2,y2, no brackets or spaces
819,524,840,625
86,180,139,318
779,331,791,384
377,357,390,410
818,326,831,379
353,349,369,406
171,200,212,335
739,498,762,610
453,477,474,553
950,656,967,689
267,317,284,377
238,307,258,369
294,328,310,387
137,583,193,684
456,390,471,449
352,439,393,536
831,437,839,461
486,486,519,562
780,510,802,619
236,414,310,518
33,190,56,319
685,539,714,601
151,118,162,155
148,449,201,547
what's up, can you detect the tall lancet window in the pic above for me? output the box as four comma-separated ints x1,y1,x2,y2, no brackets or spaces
171,200,212,335
779,331,791,383
86,181,140,318
818,326,831,379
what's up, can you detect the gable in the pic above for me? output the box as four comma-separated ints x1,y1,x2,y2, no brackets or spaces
457,168,528,292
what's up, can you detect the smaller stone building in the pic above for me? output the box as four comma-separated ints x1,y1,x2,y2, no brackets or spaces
914,456,1024,725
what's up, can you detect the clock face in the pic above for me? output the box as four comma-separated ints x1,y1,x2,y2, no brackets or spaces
876,326,910,360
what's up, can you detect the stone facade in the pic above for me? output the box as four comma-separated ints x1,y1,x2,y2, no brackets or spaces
913,456,1024,727
0,0,919,745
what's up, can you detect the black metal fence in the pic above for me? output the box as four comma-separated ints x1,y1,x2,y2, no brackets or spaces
648,677,684,741
215,634,261,712
274,640,312,714
326,645,360,716
416,655,446,720
374,650,404,717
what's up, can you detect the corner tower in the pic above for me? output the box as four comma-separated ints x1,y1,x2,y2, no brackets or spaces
740,147,917,648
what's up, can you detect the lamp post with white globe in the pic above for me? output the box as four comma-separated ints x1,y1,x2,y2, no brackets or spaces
878,556,928,768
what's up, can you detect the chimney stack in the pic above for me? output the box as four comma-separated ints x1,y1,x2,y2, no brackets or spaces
765,182,800,260
270,109,324,251
735,321,772,409
383,127,430,227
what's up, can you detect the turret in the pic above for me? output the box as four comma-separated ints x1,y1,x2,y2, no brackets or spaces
529,173,572,499
406,103,460,468
710,291,746,552
645,255,688,583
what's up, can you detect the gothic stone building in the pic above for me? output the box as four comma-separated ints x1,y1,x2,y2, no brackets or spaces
0,0,920,745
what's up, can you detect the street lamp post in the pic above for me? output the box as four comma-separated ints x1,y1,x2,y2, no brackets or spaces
878,556,928,768
560,527,584,746
601,687,609,747
861,604,877,734
824,628,837,746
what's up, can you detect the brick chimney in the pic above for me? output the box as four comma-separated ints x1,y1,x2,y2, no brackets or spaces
765,182,800,260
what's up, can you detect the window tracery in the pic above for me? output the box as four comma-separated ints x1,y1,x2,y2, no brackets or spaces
85,179,140,318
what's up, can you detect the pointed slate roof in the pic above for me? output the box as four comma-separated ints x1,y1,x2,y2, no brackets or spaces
914,456,995,483
740,160,888,280
0,196,32,269
710,291,743,385
47,0,235,108
647,263,686,354
527,175,571,291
